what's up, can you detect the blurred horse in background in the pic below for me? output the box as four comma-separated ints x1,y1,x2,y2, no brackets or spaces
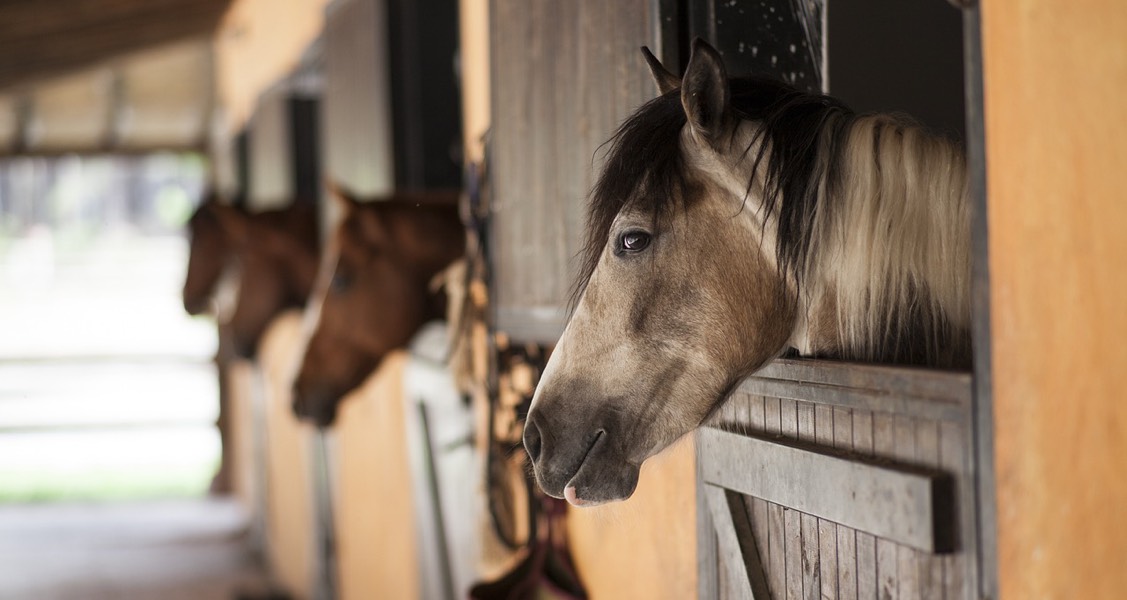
182,195,321,492
183,193,232,317
292,186,464,427
210,202,321,358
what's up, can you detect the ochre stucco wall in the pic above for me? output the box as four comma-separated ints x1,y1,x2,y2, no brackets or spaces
982,1,1127,597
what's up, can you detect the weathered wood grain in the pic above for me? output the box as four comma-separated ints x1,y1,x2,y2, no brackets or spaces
834,407,858,600
699,428,948,552
894,416,921,600
873,412,898,599
490,0,655,342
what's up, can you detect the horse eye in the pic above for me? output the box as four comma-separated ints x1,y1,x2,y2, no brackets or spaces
330,272,351,293
619,230,652,253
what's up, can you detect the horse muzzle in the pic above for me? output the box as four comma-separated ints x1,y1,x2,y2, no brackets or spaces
523,407,641,506
291,381,342,428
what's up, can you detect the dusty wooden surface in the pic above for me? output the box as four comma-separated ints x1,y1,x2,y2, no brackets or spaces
982,0,1127,597
489,0,658,342
699,428,946,552
700,360,976,600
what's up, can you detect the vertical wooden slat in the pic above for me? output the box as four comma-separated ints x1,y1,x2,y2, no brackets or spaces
834,407,858,600
768,502,787,599
781,398,801,600
815,405,839,600
785,507,804,600
748,396,772,598
894,415,921,600
765,396,782,436
939,420,967,599
853,409,877,599
735,392,751,436
915,420,944,600
765,397,787,599
796,403,820,599
796,402,815,443
780,398,798,439
801,514,821,600
873,412,898,600
718,536,732,600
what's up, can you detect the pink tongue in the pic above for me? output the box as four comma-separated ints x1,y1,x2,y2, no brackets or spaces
564,485,586,506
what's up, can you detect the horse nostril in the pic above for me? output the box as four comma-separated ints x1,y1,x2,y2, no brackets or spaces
523,417,542,464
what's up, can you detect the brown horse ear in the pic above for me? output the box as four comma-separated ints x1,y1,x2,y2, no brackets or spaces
355,205,389,246
641,47,679,95
681,37,732,145
324,179,363,213
210,202,250,246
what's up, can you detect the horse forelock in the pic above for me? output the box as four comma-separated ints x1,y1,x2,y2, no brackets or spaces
574,77,852,310
576,75,970,366
573,91,689,311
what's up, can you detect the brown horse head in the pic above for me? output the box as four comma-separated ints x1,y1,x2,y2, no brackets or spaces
212,202,321,358
525,40,969,506
182,192,231,316
293,187,465,427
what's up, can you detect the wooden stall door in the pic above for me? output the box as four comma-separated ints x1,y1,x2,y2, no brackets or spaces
697,361,977,600
489,0,663,343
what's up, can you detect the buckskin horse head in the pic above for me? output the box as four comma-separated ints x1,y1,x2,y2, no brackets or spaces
524,39,971,506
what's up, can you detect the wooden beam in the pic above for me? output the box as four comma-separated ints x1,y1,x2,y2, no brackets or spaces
702,484,772,600
0,0,233,91
698,427,955,553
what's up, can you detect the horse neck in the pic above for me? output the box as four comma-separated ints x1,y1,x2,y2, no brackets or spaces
392,205,466,275
798,114,971,365
284,245,321,306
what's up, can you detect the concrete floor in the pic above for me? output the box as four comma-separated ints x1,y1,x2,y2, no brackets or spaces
0,498,273,600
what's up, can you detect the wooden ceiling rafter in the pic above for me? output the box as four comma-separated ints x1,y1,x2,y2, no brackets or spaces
0,0,234,92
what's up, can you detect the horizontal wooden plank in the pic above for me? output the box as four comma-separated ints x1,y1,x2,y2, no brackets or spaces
699,428,953,553
736,377,968,423
755,359,971,402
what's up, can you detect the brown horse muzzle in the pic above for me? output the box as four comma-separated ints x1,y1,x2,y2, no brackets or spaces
291,381,343,428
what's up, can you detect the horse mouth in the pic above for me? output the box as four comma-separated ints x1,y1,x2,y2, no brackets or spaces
555,429,640,507
291,384,341,428
561,429,604,505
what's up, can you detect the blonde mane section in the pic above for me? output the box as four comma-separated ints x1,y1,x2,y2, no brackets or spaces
800,114,971,365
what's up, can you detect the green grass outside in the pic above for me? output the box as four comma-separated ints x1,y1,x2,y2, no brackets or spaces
0,461,217,503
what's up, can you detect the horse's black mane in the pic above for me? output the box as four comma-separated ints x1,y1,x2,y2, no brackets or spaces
573,75,854,308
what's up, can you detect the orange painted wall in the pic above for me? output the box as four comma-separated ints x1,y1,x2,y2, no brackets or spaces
567,437,698,600
982,1,1127,597
258,311,318,599
333,352,419,600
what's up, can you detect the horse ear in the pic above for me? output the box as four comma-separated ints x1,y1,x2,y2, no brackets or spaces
211,203,250,246
325,179,362,213
641,46,679,95
681,38,732,145
355,206,389,246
